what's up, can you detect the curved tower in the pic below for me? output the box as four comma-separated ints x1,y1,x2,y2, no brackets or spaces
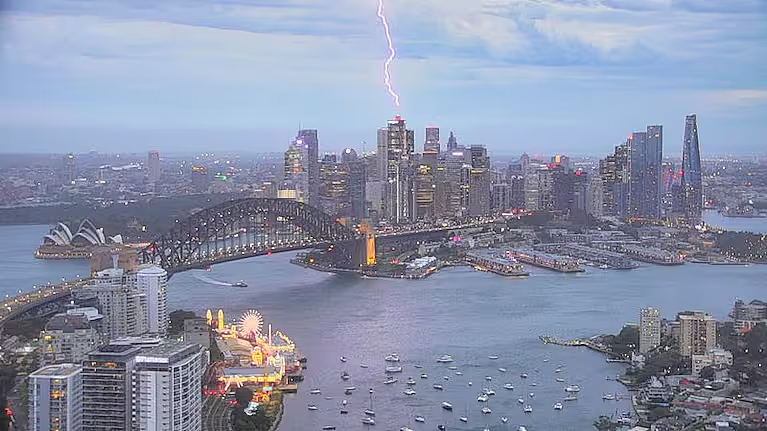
681,114,702,222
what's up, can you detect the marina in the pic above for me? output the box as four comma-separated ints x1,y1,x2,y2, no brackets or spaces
505,248,584,273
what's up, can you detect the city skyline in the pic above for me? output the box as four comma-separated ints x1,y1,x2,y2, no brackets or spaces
1,0,765,154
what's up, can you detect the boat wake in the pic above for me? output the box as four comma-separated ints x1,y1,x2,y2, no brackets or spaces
194,273,234,287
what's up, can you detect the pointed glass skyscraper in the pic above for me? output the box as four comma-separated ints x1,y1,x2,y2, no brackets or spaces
681,114,702,221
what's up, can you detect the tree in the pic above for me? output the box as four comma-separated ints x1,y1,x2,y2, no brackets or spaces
699,366,716,380
593,415,618,431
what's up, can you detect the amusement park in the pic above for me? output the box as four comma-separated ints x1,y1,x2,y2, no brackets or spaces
202,308,305,420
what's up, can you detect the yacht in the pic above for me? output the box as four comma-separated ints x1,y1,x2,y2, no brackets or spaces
404,389,416,396
441,401,453,411
406,377,416,386
486,389,496,396
344,386,356,392
340,356,348,362
324,396,333,400
414,364,423,369
477,394,489,402
310,389,321,395
340,409,348,414
554,367,562,373
564,385,581,393
556,377,565,383
455,371,463,376
362,417,376,425
323,427,336,430
498,367,507,373
342,399,347,406
232,281,248,287
543,358,549,363
420,373,428,379
399,428,413,431
437,426,446,431
385,353,400,362
517,398,525,404
520,373,528,379
488,355,499,360
485,376,492,381
433,384,444,390
468,381,473,386
386,366,403,373
436,355,454,363
448,366,458,370
443,376,449,381
519,427,528,431
341,372,350,381
384,377,398,385
563,395,578,401
459,416,468,423
602,393,616,400
524,405,533,413
481,406,492,414
504,383,514,390
554,402,563,410
501,417,509,423
344,389,353,395
360,364,369,368
308,404,318,410
529,392,535,398
364,409,376,417
414,416,425,423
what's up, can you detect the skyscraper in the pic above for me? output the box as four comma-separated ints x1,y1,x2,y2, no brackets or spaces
297,129,320,207
639,307,661,354
29,363,83,431
628,126,663,219
382,115,415,223
681,114,702,221
283,140,309,202
446,131,458,151
81,344,141,431
424,126,440,154
599,144,630,217
133,342,206,431
147,151,160,184
468,145,491,217
136,265,168,335
678,311,716,357
62,153,75,184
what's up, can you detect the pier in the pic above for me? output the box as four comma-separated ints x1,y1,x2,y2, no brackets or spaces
465,251,529,277
535,243,638,269
506,248,584,273
539,335,620,358
618,245,684,266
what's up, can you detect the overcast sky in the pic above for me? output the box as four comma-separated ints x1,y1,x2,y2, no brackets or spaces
0,0,765,156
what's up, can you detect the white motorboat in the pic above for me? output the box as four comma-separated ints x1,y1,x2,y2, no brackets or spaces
481,406,492,414
414,416,425,423
543,358,549,362
459,416,468,423
420,373,428,379
385,353,400,362
555,367,562,373
341,371,350,381
554,402,563,410
564,385,581,393
308,404,318,410
399,428,413,431
436,355,454,363
517,398,524,404
485,389,496,396
362,417,376,425
443,376,449,381
477,394,488,402
406,377,416,386
563,395,578,401
524,405,533,413
530,382,537,387
519,427,528,431
498,367,507,372
340,356,348,362
360,364,369,368
441,402,453,411
529,392,535,398
488,355,499,360
384,377,398,385
468,381,473,386
433,384,444,390
364,409,376,416
414,364,423,369
310,389,321,395
501,417,509,423
448,366,458,370
386,366,403,373
404,389,416,396
342,399,347,406
602,393,616,400
324,396,333,400
556,377,565,383
344,386,356,392
485,376,492,381
504,383,514,390
520,373,528,379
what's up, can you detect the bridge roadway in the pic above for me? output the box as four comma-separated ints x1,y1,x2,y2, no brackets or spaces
1,220,494,328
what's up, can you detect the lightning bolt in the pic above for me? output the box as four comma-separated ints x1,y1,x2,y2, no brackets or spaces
376,0,400,107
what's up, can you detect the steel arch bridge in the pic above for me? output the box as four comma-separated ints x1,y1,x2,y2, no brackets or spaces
139,198,357,273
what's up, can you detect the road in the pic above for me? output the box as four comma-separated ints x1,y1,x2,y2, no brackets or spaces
203,394,231,431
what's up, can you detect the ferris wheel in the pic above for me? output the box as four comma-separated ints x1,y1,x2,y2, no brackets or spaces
238,310,264,339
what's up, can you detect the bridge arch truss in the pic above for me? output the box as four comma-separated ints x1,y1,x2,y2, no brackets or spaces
139,198,356,272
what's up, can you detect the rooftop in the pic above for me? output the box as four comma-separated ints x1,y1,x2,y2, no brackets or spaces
45,313,91,332
30,363,82,378
135,340,202,365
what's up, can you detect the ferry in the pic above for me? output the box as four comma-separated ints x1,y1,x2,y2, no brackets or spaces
436,355,454,363
441,402,453,411
232,280,248,287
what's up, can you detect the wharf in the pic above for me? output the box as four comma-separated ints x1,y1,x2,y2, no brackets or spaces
465,251,529,277
539,335,620,358
507,248,584,273
535,243,637,269
619,245,684,266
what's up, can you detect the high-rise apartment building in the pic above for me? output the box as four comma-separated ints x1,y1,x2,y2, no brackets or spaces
681,114,703,221
678,311,716,357
92,268,148,340
639,307,661,354
136,265,169,335
467,145,491,217
296,129,320,207
81,344,142,431
28,363,83,431
62,153,75,184
133,342,206,431
40,313,99,366
600,144,630,217
382,115,415,223
147,151,160,184
424,126,440,154
628,126,663,219
414,160,436,220
283,139,309,202
524,165,554,211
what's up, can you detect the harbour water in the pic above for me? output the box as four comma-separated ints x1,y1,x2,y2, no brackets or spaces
1,224,766,430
